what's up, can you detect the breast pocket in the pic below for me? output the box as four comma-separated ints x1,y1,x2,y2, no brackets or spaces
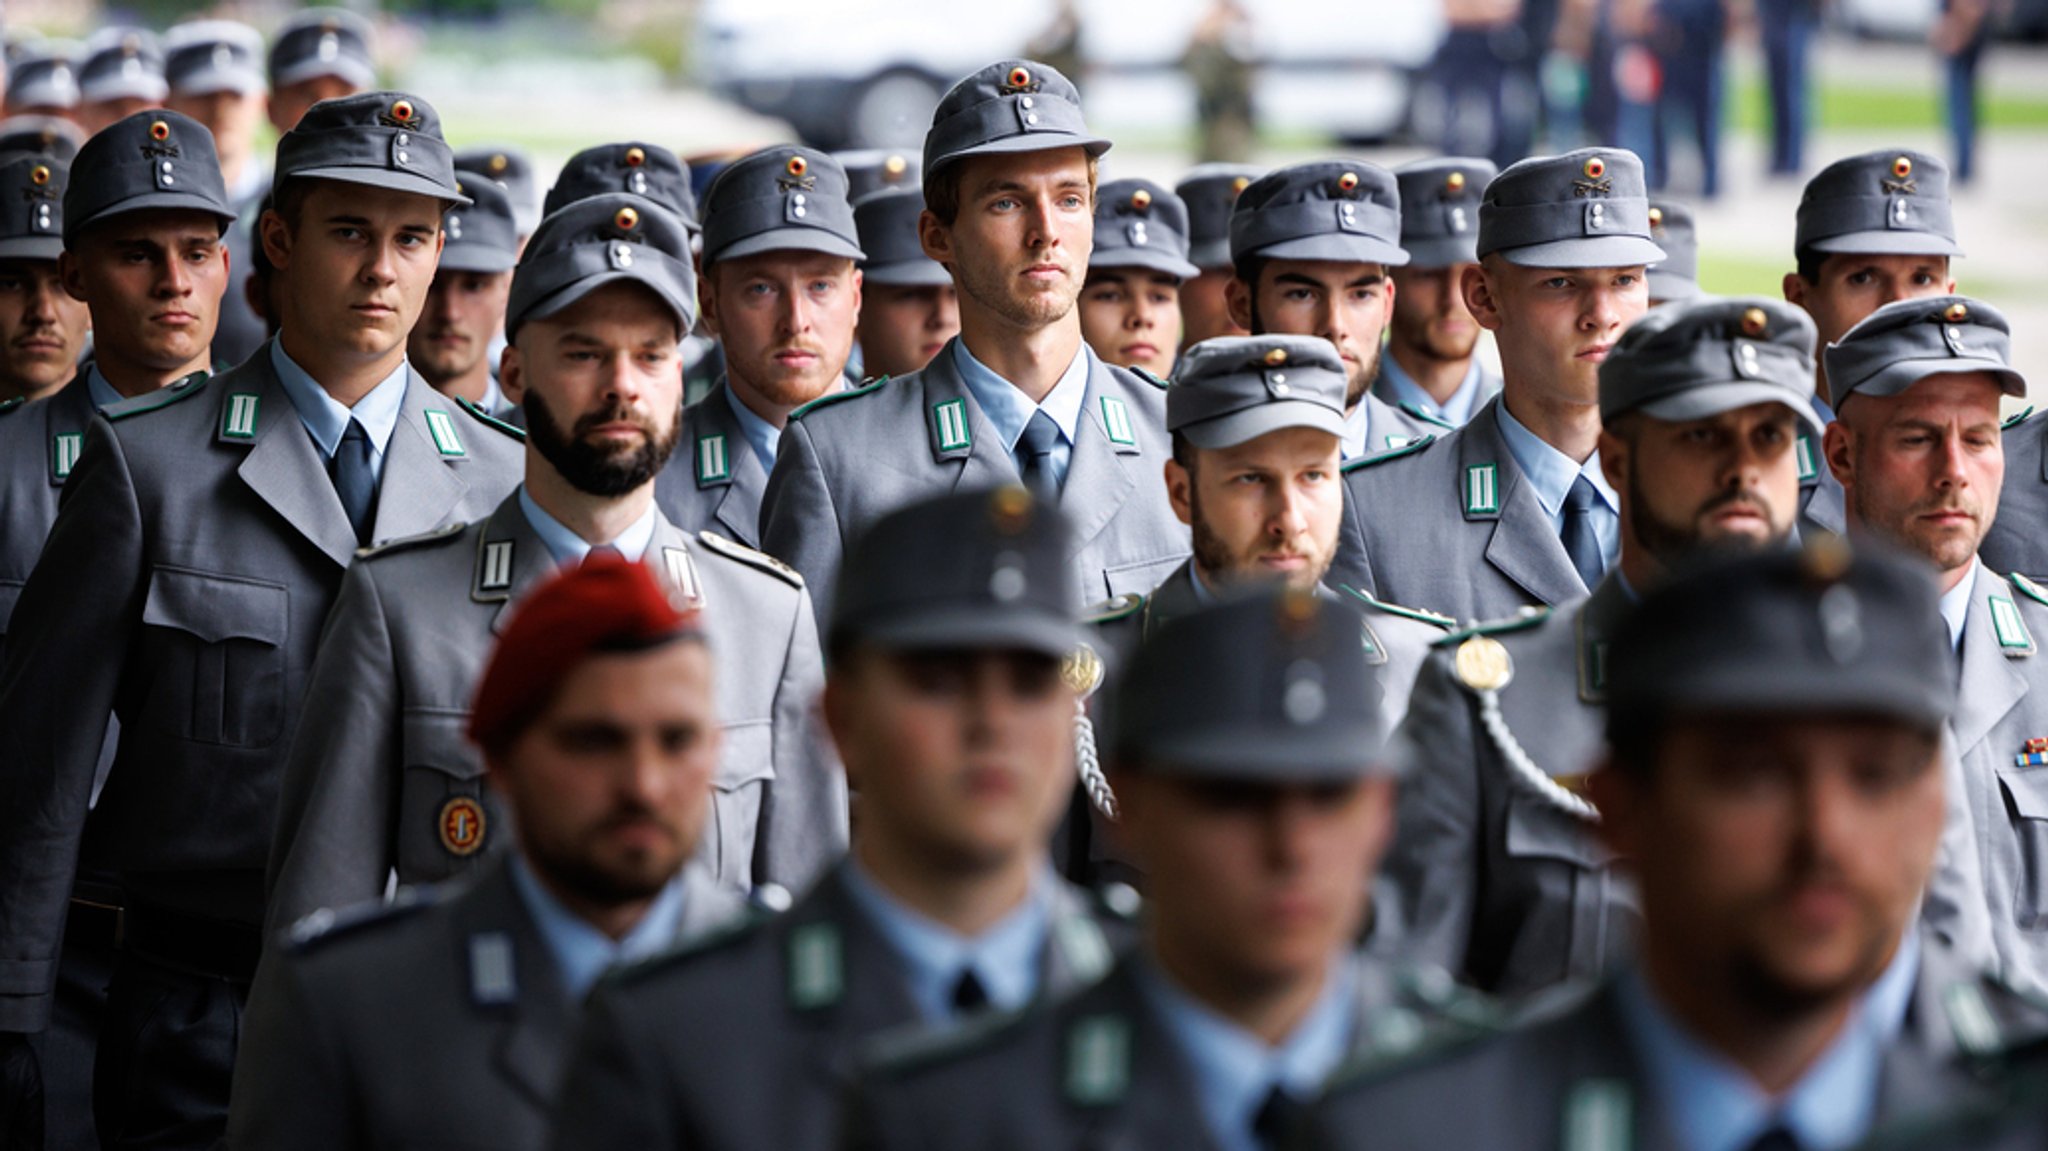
704,722,774,889
1998,766,2048,929
397,710,496,886
139,567,288,748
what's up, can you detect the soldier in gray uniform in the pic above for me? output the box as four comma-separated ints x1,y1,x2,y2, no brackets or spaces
1225,160,1441,462
851,185,958,380
0,154,88,407
4,42,82,121
162,21,270,217
0,115,82,163
0,91,521,1150
1077,178,1198,382
845,588,1492,1151
835,149,921,205
1645,200,1702,308
1176,162,1262,349
75,29,166,138
456,145,543,242
1378,298,1818,1000
655,146,863,548
1374,157,1502,429
408,176,519,412
542,141,699,232
1305,542,2048,1151
1784,149,1962,540
1333,148,1665,625
230,559,749,1151
0,156,82,590
759,59,1190,624
1821,295,2048,1002
267,192,842,931
551,488,1124,1151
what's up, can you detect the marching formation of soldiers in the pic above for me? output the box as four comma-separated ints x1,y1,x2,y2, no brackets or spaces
5,10,2048,1151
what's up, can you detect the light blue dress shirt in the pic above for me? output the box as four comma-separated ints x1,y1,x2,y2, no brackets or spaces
84,365,124,412
839,859,1055,1024
269,340,408,475
1380,354,1489,428
517,486,658,566
1496,400,1620,573
1138,954,1357,1151
1938,557,1979,652
724,383,784,473
506,854,690,1000
953,338,1089,490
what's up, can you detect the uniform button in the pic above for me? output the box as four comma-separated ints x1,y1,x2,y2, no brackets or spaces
794,205,807,218
1026,113,1039,125
1949,326,1963,340
398,150,410,164
397,133,410,145
1021,96,1034,108
793,193,807,206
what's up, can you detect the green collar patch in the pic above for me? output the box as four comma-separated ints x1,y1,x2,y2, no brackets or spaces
1991,593,2036,656
1340,433,1435,474
1338,585,1455,630
2004,405,2035,431
1083,592,1145,624
50,431,83,483
1794,432,1818,483
1131,366,1171,391
1463,461,1500,517
220,392,260,440
661,545,703,607
1100,395,1138,449
1063,1014,1131,1106
787,921,844,1011
2013,573,2048,609
423,409,467,458
932,397,972,455
696,432,731,486
1943,981,2004,1059
0,396,23,417
1561,1079,1632,1151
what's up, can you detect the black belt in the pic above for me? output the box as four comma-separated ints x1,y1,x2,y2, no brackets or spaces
119,903,263,983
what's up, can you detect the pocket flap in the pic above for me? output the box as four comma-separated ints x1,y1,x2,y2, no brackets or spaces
2001,765,2048,821
141,568,288,646
403,710,482,780
1505,796,1618,869
715,721,775,791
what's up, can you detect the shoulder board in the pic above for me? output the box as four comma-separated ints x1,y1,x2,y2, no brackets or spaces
354,520,468,561
103,373,208,422
1131,367,1171,391
1397,401,1457,431
1083,592,1146,625
790,374,889,421
0,396,23,417
696,531,803,588
285,886,441,955
2011,573,2048,610
1429,604,1554,647
2004,406,2035,431
603,907,776,988
1341,433,1437,474
1338,585,1455,631
454,396,526,441
864,1002,1038,1079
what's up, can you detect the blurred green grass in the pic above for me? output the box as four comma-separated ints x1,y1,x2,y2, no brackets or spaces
1729,67,2048,133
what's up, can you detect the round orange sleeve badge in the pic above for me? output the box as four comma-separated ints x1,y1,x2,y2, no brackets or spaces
438,796,487,857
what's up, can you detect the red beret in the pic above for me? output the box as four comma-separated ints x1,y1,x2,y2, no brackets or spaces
467,554,702,750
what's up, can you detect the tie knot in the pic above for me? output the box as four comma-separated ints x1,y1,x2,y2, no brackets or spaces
949,967,989,1013
1018,410,1062,456
1252,1084,1302,1149
1564,474,1601,512
1744,1125,1804,1151
341,417,369,445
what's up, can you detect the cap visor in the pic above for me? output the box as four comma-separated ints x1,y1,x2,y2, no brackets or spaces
8,86,77,111
1178,401,1347,450
1399,237,1479,269
852,607,1083,660
272,59,376,90
81,79,170,104
0,236,63,261
1088,248,1199,281
438,245,518,274
1805,231,1963,258
286,166,470,207
170,69,265,97
522,270,692,335
73,194,236,236
860,258,954,288
1497,235,1667,268
1636,669,1950,733
1850,355,2026,402
1133,725,1393,782
930,131,1112,174
712,230,864,264
1646,271,1702,301
1635,383,1824,435
1248,233,1411,268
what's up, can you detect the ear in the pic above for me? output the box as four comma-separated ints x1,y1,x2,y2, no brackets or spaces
498,344,524,403
1164,457,1195,528
696,264,721,339
1225,275,1254,332
849,266,864,324
1597,427,1629,492
57,251,84,302
1823,419,1854,488
1378,270,1396,325
1463,263,1503,332
918,208,953,268
1781,271,1807,308
258,208,292,272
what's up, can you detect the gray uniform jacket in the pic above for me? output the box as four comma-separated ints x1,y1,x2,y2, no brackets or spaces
1331,396,1592,627
549,863,1123,1151
1377,577,1633,999
1981,409,2048,577
1368,368,1502,432
226,857,748,1151
1298,933,2048,1151
0,346,521,1030
840,952,1493,1151
0,380,104,654
266,493,844,930
759,338,1191,626
1797,424,1847,539
655,379,771,549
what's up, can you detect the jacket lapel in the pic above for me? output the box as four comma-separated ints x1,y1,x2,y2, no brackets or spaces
1463,401,1588,607
452,862,578,1110
1062,357,1140,554
919,341,1017,494
469,493,559,633
230,354,358,568
696,384,770,544
372,372,472,544
1954,571,2029,756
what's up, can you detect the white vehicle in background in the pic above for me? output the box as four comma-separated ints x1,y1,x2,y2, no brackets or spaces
695,0,1447,149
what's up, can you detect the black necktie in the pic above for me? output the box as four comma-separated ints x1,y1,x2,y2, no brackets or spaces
1560,474,1606,589
1252,1084,1302,1151
1744,1125,1803,1151
332,418,377,546
949,968,989,1014
585,544,625,566
1017,411,1063,501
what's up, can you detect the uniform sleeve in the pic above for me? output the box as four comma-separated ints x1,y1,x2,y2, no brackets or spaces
760,416,844,630
0,416,139,1031
224,952,357,1151
265,559,403,931
1369,649,1482,976
549,987,680,1150
1328,477,1380,600
754,583,847,893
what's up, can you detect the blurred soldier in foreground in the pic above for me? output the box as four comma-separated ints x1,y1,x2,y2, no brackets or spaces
1078,178,1197,381
0,157,86,405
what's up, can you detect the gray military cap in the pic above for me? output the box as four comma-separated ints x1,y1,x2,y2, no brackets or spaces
164,21,268,97
1478,147,1664,269
6,42,82,112
0,116,83,164
456,145,542,236
1394,156,1496,269
64,110,234,248
1231,160,1408,268
0,156,66,261
506,194,697,341
544,142,698,235
269,9,377,91
1176,162,1263,270
829,486,1082,659
79,28,167,105
1171,335,1348,450
922,59,1111,178
700,146,863,265
441,176,519,274
1609,539,1955,734
274,91,467,205
1795,149,1959,259
855,186,949,287
836,148,922,204
1646,200,1701,302
1091,179,1198,280
1825,295,2024,407
1112,588,1393,781
1599,297,1820,434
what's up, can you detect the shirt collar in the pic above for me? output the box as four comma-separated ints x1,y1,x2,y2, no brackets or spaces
84,365,124,412
516,486,660,567
839,858,1055,1023
723,380,784,472
1379,355,1485,426
1939,557,1980,652
952,338,1090,453
1862,930,1922,1045
268,340,409,459
1614,966,1886,1151
1137,952,1358,1151
1495,399,1619,518
506,853,690,1001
